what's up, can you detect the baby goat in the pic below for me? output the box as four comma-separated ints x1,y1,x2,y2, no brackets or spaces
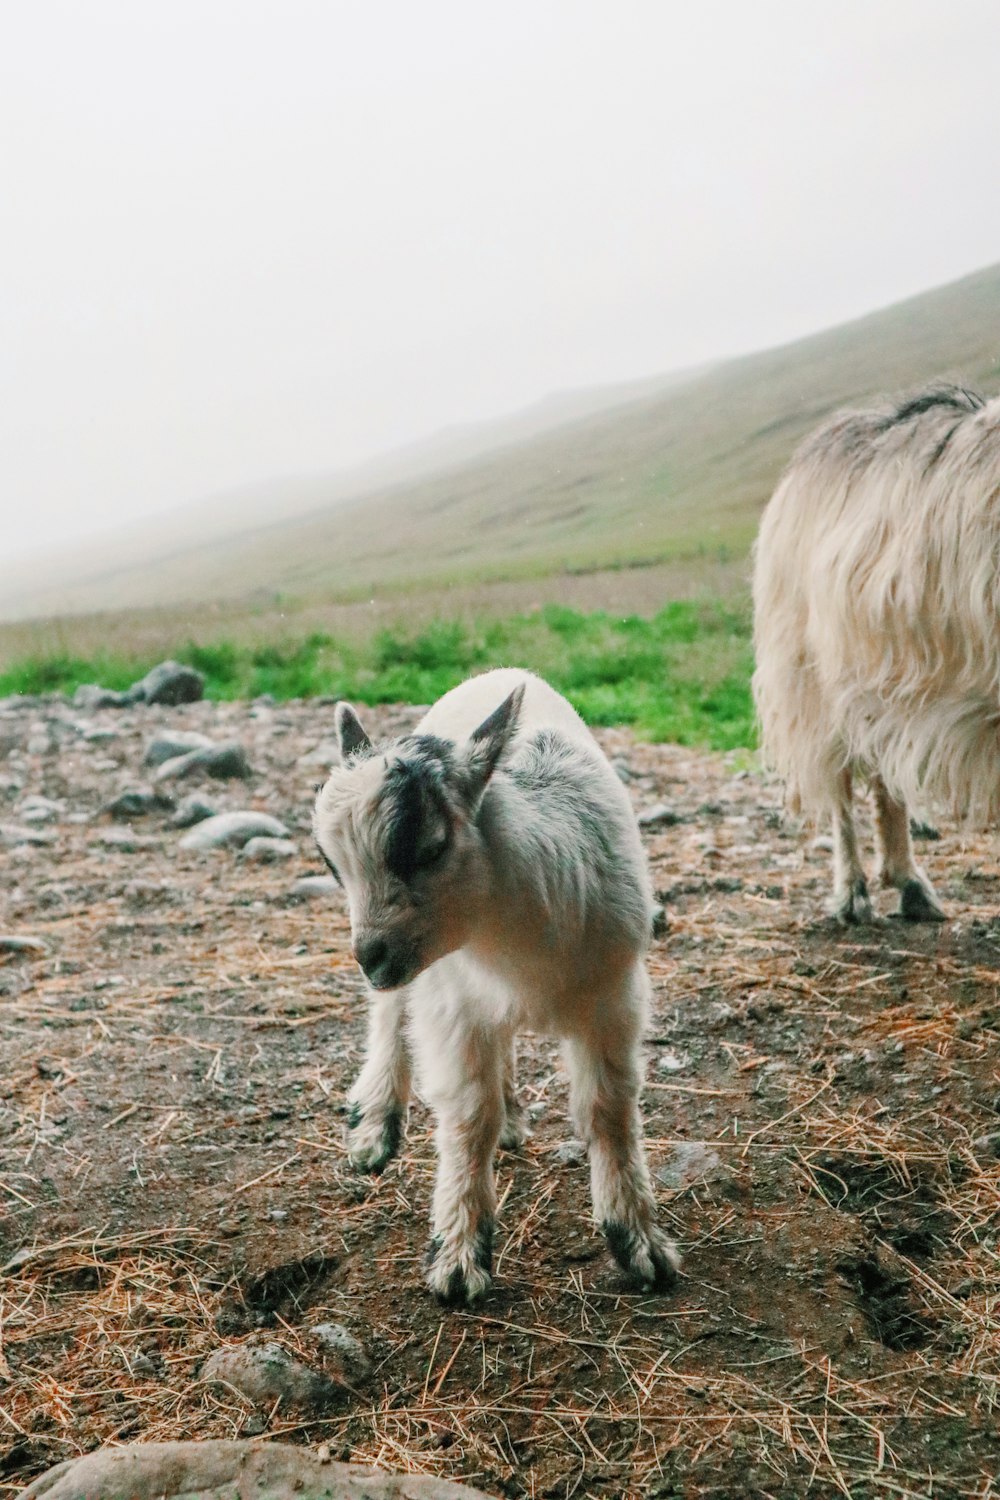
313,668,679,1305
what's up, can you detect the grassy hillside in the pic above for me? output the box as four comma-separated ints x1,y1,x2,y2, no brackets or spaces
3,262,998,628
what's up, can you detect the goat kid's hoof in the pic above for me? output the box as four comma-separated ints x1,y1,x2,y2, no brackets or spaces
897,878,946,923
603,1221,681,1292
425,1226,494,1307
832,877,873,926
345,1103,403,1174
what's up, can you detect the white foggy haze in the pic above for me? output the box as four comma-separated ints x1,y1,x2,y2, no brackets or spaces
2,0,999,564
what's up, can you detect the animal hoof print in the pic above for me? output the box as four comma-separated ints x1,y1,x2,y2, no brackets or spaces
603,1221,681,1292
345,1105,403,1175
898,879,946,923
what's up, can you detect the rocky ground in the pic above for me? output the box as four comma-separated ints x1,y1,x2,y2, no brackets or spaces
0,689,998,1499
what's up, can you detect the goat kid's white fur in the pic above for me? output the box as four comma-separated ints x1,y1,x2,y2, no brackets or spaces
313,668,679,1305
753,383,1000,922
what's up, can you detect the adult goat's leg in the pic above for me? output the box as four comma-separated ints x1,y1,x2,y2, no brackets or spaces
565,967,679,1290
831,767,872,923
872,775,945,921
346,987,411,1172
498,1034,528,1150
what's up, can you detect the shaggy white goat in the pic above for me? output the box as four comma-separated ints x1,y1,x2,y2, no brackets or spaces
313,668,679,1305
753,383,1000,921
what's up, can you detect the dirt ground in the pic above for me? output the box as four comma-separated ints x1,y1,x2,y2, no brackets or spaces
0,692,998,1499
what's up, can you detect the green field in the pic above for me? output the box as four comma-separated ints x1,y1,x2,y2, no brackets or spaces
0,599,755,750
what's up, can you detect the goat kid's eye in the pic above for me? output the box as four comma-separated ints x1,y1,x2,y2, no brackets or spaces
415,839,448,870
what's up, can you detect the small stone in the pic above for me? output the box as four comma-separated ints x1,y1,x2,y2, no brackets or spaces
657,1141,727,1190
553,1139,587,1166
18,795,63,824
811,835,834,853
1,822,55,848
131,1353,157,1376
144,731,214,768
0,934,47,955
972,1131,1000,1160
179,811,289,851
155,741,252,783
201,1339,342,1410
638,803,682,830
73,683,128,710
291,875,339,898
309,1322,372,1381
131,660,205,706
93,829,159,852
240,837,296,862
656,1050,689,1073
103,786,174,820
171,794,220,828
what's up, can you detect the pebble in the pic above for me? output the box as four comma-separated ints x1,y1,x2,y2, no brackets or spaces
143,730,213,768
291,874,339,898
155,742,252,783
93,829,160,852
553,1138,587,1165
201,1340,342,1410
0,935,47,955
657,1141,728,1190
18,795,64,824
133,660,205,706
103,786,175,819
309,1322,372,1381
1,823,55,848
171,794,221,828
638,803,683,830
972,1131,1000,1160
240,837,296,862
179,811,289,851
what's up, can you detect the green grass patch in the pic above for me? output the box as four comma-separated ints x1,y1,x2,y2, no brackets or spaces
0,600,755,749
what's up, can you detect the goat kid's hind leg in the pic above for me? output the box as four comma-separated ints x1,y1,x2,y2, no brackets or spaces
831,767,872,923
346,987,410,1173
872,776,945,922
498,1035,528,1151
416,1011,505,1307
566,971,680,1291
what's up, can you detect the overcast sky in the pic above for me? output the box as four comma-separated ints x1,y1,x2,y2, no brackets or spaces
2,0,999,564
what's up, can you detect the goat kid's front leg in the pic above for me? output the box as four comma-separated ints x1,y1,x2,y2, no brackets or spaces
417,1013,505,1307
498,1035,528,1151
831,767,872,923
565,979,680,1291
872,775,945,922
346,987,410,1173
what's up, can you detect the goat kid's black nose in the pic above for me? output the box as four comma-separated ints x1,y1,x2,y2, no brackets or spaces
354,936,389,980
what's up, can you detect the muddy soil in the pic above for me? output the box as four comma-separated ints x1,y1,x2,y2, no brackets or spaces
0,693,998,1498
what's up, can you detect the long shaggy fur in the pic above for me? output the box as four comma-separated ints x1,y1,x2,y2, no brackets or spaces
753,383,1000,826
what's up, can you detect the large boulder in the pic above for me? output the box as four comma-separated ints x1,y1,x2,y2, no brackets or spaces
14,1440,498,1499
131,660,205,706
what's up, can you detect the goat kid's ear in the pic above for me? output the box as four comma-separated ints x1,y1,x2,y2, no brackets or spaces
462,684,525,802
335,702,372,762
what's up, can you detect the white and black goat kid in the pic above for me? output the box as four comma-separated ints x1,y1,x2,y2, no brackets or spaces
313,668,679,1305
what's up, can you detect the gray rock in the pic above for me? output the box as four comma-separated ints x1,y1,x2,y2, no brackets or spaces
103,786,175,820
93,829,160,852
0,935,47,955
131,660,205,706
972,1131,1000,1160
553,1138,587,1165
171,794,220,828
73,683,129,710
1,823,55,848
18,795,63,824
657,1141,727,1190
154,741,252,783
13,1439,498,1500
201,1340,341,1410
291,874,339,897
179,811,288,851
143,730,213,768
638,803,683,830
240,837,296,862
309,1322,372,1381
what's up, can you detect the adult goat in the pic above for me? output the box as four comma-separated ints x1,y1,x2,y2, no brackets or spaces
753,382,999,921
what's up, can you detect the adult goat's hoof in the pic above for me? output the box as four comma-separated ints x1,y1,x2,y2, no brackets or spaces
345,1102,403,1174
832,876,873,925
897,877,946,922
603,1221,681,1291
